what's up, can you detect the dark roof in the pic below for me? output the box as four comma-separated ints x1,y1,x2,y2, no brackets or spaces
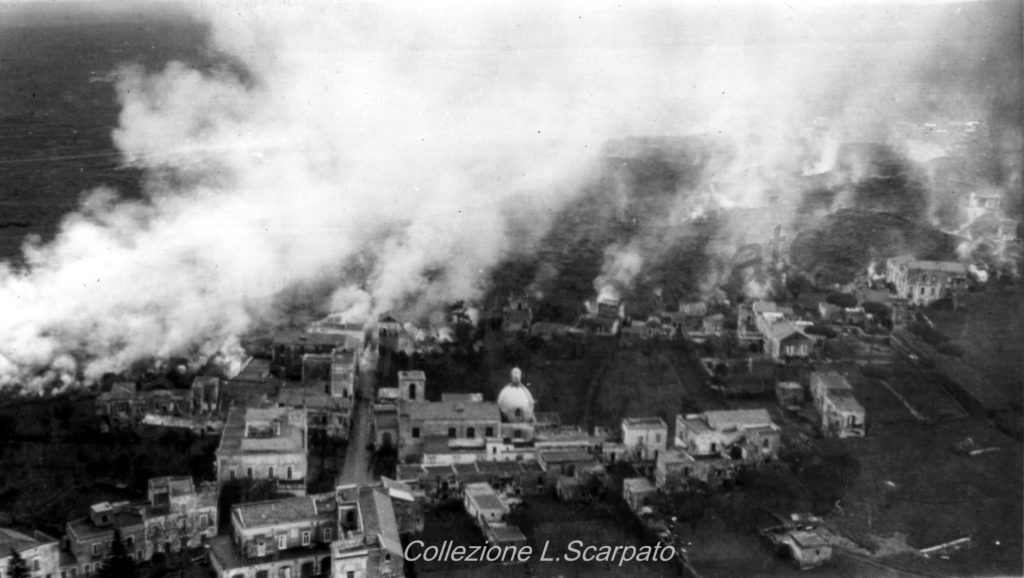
234,496,324,528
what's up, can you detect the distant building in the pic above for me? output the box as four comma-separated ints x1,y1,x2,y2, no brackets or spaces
215,407,308,495
885,256,968,305
209,485,404,578
620,417,667,461
578,298,625,337
809,372,865,438
63,477,217,576
0,527,60,578
760,526,832,570
502,294,534,336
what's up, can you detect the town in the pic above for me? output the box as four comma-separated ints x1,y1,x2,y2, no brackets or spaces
0,2,1021,578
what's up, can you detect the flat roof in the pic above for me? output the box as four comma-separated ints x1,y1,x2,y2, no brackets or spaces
217,406,306,456
235,496,327,529
812,371,853,391
404,400,500,423
622,417,667,429
623,477,656,493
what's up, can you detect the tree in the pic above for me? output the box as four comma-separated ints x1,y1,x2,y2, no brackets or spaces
7,548,29,578
97,529,137,578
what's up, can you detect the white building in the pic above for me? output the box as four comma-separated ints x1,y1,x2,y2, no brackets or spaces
621,417,667,461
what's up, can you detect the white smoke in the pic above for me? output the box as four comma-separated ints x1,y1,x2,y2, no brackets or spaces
595,243,644,303
0,0,1016,389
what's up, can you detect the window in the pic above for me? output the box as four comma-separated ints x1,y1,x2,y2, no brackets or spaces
84,564,92,575
513,429,521,439
655,433,661,443
347,571,355,578
278,535,287,550
247,467,254,479
485,427,494,437
763,438,770,448
229,469,236,480
32,559,40,571
125,536,134,548
302,531,311,546
467,427,476,438
411,427,420,439
257,541,266,557
269,467,275,479
514,408,522,418
279,567,292,578
92,544,100,556
448,427,457,438
323,528,332,541
199,513,208,527
286,466,294,480
408,383,417,401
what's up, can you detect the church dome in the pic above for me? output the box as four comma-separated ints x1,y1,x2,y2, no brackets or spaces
497,367,535,422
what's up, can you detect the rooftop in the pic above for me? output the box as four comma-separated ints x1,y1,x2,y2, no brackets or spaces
703,409,775,431
791,530,830,549
464,483,506,513
217,406,306,456
622,417,667,430
623,477,656,494
0,528,55,554
889,256,967,274
404,400,500,423
812,371,853,392
234,494,333,529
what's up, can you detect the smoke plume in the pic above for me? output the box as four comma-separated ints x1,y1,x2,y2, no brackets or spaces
0,0,1019,389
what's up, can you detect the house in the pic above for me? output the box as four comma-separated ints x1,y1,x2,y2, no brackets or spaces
0,527,60,578
578,298,625,337
463,482,509,527
654,448,696,492
398,398,501,463
63,477,217,576
775,381,805,409
809,372,865,438
622,477,657,511
676,409,781,460
501,294,533,336
209,485,405,578
329,348,359,399
215,407,308,495
760,526,832,570
271,329,356,381
276,385,351,439
764,321,814,360
621,417,668,461
885,256,968,305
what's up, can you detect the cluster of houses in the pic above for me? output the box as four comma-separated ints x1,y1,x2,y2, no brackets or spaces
95,319,365,440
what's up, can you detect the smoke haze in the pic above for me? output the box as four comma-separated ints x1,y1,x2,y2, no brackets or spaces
0,0,1018,389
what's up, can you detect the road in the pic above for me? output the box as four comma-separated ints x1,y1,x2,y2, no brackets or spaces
337,348,377,486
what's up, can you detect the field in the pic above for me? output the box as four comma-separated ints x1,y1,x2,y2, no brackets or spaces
926,283,1024,408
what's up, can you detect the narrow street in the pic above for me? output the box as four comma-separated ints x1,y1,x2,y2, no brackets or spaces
337,349,377,486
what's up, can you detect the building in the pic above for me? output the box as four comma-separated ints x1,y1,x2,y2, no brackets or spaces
760,526,832,570
271,329,358,382
63,477,217,576
657,409,781,490
209,485,405,578
501,294,533,336
885,256,968,305
622,478,657,512
276,385,351,440
675,410,780,459
578,298,625,337
775,381,805,410
216,407,308,495
809,372,865,438
620,417,667,461
397,398,501,464
763,322,814,360
397,371,426,404
0,527,60,578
